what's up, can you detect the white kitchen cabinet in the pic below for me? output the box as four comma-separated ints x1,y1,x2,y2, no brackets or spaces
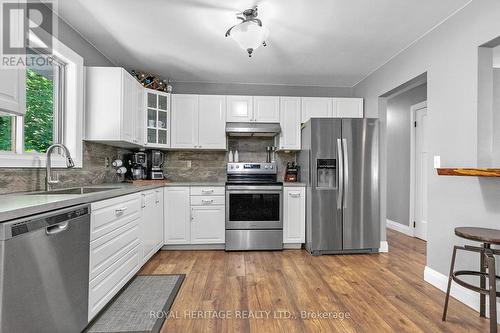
141,189,164,263
145,89,170,148
89,193,143,321
301,97,333,123
277,97,301,150
171,94,226,149
198,95,227,149
253,96,280,122
0,68,25,115
333,98,364,118
171,94,198,148
164,187,191,244
85,67,143,147
191,206,225,244
226,95,253,122
283,187,306,244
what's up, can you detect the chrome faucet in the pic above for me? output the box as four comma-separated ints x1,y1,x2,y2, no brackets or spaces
45,144,75,191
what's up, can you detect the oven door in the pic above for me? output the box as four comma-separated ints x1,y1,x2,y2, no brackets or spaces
226,185,282,230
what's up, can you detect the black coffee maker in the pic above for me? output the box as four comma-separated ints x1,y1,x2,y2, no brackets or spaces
127,152,147,180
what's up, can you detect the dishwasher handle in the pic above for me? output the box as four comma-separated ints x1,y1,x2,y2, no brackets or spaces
46,221,69,235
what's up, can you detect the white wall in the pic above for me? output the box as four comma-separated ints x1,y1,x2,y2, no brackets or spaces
387,84,427,226
354,0,500,275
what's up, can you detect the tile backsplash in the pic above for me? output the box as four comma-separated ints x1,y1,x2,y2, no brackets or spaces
0,137,296,194
0,142,130,194
164,137,296,182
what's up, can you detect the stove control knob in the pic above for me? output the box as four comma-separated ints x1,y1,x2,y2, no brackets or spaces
264,165,269,169
270,165,274,169
236,165,240,169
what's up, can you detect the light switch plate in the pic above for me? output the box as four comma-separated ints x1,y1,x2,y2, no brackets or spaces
433,156,441,168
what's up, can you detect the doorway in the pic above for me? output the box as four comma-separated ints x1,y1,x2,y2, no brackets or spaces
411,102,428,240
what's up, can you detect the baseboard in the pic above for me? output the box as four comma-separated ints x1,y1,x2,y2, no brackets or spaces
283,243,303,249
424,266,500,322
161,244,225,250
379,241,389,253
386,219,414,237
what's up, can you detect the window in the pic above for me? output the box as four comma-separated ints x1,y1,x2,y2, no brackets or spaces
0,36,84,168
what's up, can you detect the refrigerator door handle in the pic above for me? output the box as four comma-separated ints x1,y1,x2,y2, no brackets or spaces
337,138,344,210
342,138,349,209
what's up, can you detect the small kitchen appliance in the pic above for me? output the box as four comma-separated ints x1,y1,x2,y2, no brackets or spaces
148,150,165,180
225,162,283,251
127,152,147,180
284,162,299,182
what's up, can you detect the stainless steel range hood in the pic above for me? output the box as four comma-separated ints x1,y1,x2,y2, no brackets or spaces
226,122,281,137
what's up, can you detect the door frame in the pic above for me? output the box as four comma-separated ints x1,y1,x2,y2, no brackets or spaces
409,101,427,238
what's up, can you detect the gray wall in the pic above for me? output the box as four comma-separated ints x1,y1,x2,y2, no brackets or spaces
386,84,427,226
353,0,500,275
173,82,353,97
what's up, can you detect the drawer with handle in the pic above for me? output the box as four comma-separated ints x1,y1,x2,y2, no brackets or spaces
190,195,225,206
90,193,142,241
190,186,225,196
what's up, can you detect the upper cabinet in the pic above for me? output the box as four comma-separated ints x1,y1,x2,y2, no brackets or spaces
171,94,226,149
85,67,143,147
301,97,333,123
145,89,170,148
226,95,253,122
253,96,280,122
277,97,301,150
333,98,363,118
0,68,26,115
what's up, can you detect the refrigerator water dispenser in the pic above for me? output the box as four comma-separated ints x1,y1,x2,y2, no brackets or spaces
316,159,336,188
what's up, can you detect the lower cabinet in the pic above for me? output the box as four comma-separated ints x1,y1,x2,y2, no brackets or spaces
88,189,165,322
283,187,306,244
141,189,164,263
164,186,225,245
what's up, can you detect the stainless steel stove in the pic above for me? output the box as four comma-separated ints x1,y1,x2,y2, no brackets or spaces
225,162,283,251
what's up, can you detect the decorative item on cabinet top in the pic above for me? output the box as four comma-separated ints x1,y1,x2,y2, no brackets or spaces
131,70,173,93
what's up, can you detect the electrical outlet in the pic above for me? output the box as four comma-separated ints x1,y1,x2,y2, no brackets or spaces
433,156,441,169
104,157,110,168
186,160,192,168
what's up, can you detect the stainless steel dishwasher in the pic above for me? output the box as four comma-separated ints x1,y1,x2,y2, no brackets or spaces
0,204,91,333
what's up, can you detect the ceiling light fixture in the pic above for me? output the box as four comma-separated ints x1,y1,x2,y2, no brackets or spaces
225,6,269,57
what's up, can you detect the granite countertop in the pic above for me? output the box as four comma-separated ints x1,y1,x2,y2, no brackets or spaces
0,181,301,223
283,182,307,187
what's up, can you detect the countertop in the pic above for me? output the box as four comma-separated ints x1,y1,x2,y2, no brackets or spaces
283,182,307,187
0,181,302,223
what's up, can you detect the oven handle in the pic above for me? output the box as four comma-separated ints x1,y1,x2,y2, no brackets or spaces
225,185,283,191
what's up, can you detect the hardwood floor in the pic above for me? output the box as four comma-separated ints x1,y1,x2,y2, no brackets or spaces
139,229,494,332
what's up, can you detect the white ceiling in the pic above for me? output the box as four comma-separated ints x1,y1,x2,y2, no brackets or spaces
58,0,471,87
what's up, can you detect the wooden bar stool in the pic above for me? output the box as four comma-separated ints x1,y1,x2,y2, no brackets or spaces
442,227,500,333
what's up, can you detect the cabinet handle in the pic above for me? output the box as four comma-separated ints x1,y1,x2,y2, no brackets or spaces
289,193,301,198
115,207,127,214
202,199,214,204
201,189,214,193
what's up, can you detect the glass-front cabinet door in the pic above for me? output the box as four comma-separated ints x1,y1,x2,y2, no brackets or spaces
144,89,170,148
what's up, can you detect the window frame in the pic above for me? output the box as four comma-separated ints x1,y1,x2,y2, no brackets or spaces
0,35,84,168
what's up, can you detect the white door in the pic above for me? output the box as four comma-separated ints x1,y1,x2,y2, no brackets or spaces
0,68,25,115
253,96,280,122
171,94,199,148
278,97,301,150
164,187,191,244
283,187,306,243
141,190,157,262
191,206,225,244
414,105,428,241
301,97,333,123
198,95,227,149
333,98,364,118
121,70,137,144
226,95,253,122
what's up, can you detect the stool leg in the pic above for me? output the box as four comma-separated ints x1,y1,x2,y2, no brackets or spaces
481,243,491,317
486,251,497,333
443,246,459,321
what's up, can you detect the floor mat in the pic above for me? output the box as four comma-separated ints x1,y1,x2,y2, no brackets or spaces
85,274,184,333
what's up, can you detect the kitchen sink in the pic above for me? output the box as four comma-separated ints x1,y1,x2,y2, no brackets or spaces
28,187,121,195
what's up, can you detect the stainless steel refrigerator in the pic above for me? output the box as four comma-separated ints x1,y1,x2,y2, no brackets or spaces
298,118,380,255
